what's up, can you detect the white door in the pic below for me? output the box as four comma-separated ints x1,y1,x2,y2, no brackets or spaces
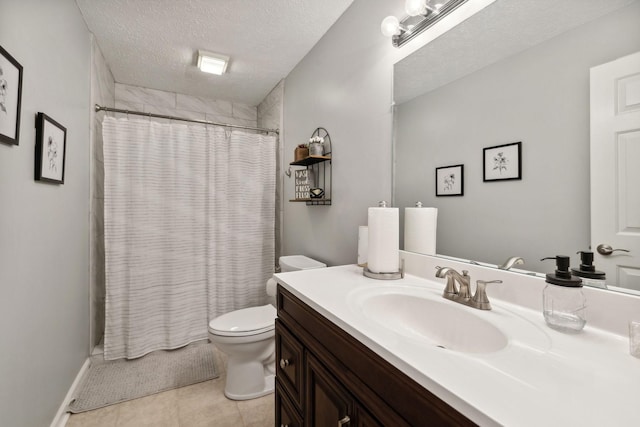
590,51,640,292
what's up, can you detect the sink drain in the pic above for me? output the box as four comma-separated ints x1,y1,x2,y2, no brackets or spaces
436,345,447,349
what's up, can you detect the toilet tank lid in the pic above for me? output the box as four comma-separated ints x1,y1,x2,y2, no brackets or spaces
279,255,327,271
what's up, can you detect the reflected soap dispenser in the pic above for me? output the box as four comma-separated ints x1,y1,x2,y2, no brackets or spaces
540,255,586,333
571,251,607,289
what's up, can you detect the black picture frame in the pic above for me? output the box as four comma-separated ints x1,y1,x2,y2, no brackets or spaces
35,113,67,184
483,141,522,182
435,164,464,196
0,44,24,145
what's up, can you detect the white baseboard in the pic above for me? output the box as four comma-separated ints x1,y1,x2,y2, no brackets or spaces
50,357,91,427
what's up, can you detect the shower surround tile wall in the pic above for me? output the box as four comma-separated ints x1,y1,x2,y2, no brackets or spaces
114,84,258,128
258,80,284,265
90,37,116,348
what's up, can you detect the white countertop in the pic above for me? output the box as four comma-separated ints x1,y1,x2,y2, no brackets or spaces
274,264,640,427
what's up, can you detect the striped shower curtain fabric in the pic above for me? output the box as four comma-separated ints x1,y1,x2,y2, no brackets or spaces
102,117,275,360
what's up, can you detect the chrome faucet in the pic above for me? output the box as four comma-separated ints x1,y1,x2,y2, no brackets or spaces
498,256,524,270
435,266,502,310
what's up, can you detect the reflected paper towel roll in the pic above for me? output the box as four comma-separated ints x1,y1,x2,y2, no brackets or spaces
266,278,278,297
357,226,368,266
404,207,437,255
367,207,399,273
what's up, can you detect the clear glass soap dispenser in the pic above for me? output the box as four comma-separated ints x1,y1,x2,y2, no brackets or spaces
540,255,586,333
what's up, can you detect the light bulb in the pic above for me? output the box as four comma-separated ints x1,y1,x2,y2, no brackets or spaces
405,0,427,16
380,15,401,37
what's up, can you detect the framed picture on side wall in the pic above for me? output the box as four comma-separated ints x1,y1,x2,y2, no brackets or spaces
483,141,522,181
0,44,24,145
35,113,67,184
435,164,464,196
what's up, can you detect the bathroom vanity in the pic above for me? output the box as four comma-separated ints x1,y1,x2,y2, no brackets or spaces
273,255,640,426
275,285,473,426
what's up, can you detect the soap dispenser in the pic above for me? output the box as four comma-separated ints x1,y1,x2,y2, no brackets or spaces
571,251,607,289
540,255,586,333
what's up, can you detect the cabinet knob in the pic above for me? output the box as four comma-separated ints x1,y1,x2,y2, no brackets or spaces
279,358,290,369
338,415,351,426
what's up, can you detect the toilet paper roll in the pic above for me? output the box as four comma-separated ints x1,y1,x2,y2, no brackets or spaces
266,278,278,297
404,207,437,255
357,226,368,266
367,207,399,273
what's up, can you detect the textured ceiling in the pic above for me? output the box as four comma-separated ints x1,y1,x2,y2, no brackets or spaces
76,0,354,106
395,0,639,104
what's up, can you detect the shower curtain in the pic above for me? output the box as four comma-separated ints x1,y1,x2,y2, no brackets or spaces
102,116,276,360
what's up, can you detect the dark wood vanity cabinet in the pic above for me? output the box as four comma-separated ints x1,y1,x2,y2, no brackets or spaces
275,286,476,427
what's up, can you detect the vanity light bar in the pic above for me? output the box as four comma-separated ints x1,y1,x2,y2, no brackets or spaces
392,0,469,48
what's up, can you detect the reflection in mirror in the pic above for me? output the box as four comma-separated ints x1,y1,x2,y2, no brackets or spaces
393,0,640,294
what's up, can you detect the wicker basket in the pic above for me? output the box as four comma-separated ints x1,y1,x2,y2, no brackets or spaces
294,146,309,162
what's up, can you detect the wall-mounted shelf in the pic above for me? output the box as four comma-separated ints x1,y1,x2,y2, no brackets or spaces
290,155,331,166
288,198,332,206
289,128,332,206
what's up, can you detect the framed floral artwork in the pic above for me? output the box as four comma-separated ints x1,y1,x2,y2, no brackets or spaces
483,141,522,182
35,113,67,184
435,164,464,196
0,44,23,146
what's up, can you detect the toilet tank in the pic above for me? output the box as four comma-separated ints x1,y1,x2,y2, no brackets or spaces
279,255,327,272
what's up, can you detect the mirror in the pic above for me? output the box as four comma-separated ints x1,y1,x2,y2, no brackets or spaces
393,0,640,293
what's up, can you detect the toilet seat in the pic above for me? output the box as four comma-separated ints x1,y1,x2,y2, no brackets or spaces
208,304,276,337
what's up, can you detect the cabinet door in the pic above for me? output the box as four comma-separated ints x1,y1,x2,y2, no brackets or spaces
276,320,305,409
354,407,383,427
306,353,353,427
276,382,303,427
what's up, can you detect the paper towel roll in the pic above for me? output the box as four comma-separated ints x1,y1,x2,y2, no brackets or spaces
404,207,437,255
367,207,399,273
357,226,368,266
266,278,278,297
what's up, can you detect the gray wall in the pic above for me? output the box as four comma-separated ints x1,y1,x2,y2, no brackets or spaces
0,0,91,425
282,0,406,266
395,3,640,274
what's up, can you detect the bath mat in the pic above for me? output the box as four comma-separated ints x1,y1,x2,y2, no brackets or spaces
68,341,219,413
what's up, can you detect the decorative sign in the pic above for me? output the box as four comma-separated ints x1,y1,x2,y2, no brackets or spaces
295,169,313,199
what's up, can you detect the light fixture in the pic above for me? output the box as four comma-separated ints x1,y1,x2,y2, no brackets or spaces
380,15,404,37
382,0,468,47
197,50,229,75
405,0,428,16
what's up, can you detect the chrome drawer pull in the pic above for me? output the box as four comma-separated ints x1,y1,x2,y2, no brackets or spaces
338,415,351,426
279,358,290,369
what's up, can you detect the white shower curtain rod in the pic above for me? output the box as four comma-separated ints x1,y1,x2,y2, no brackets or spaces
94,104,279,134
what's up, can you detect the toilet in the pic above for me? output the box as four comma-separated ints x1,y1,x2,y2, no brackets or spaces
208,255,326,400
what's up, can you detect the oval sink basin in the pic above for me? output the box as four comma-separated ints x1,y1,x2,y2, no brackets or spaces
356,289,508,353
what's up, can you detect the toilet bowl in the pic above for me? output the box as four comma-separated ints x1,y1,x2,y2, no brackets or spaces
208,255,326,400
208,304,277,400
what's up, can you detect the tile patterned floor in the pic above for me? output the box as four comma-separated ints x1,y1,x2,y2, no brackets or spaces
66,348,274,427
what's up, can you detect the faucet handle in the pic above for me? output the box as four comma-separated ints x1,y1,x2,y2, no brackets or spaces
457,271,472,299
472,280,503,310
